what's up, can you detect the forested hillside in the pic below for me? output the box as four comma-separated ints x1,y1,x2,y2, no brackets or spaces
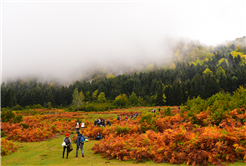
1,37,246,109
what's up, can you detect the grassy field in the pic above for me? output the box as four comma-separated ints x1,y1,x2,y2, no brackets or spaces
1,107,245,166
1,134,183,166
1,134,245,166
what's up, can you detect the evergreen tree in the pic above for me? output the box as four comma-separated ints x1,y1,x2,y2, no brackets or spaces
195,76,202,97
15,91,22,105
174,82,183,105
219,73,228,92
20,90,31,106
46,90,56,107
4,89,13,108
1,87,5,107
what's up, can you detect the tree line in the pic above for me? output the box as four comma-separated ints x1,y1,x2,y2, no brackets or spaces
1,37,246,110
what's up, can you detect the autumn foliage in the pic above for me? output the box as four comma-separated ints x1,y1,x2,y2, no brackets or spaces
92,109,246,165
1,138,18,156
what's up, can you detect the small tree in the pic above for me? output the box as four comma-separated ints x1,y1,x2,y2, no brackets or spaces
72,88,85,111
97,92,106,103
92,89,98,101
47,102,52,109
128,92,138,106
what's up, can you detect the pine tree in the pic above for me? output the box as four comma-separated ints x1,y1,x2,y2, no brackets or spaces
4,89,12,108
46,90,56,106
15,91,22,105
155,90,165,106
20,90,31,106
164,86,171,106
219,73,228,92
175,82,183,105
0,88,4,107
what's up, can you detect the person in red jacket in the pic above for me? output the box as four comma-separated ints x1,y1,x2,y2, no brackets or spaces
125,115,128,121
62,133,71,159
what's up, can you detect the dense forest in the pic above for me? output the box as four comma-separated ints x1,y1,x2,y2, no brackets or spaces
1,37,246,110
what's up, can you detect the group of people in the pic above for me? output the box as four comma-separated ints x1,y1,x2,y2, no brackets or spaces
76,121,85,133
117,112,140,121
62,111,148,159
149,108,161,113
62,121,87,159
94,119,111,127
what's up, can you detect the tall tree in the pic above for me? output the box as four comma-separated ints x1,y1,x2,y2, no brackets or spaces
0,88,4,107
72,88,85,111
92,89,98,101
97,92,106,103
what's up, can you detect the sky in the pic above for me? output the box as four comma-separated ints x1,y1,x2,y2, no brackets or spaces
1,0,246,83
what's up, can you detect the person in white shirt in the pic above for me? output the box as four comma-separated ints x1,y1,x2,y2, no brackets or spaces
81,122,85,131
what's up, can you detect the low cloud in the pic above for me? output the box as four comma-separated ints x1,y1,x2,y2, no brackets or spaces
2,1,246,83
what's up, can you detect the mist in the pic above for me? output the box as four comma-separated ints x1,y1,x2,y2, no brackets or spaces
2,1,246,84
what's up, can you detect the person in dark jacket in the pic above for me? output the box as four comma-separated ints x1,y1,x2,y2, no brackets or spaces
107,120,111,126
94,119,97,126
76,133,85,157
95,132,101,140
63,133,71,159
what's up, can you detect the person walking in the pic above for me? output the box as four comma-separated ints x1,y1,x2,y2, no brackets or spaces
81,121,85,131
62,133,71,159
76,121,80,134
75,133,85,157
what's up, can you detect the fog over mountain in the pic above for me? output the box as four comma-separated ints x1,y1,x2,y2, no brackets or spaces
2,0,246,84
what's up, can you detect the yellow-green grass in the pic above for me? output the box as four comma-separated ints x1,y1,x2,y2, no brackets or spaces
1,134,182,166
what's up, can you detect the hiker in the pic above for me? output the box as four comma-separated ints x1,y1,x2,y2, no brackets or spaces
97,118,101,126
81,121,85,130
102,119,105,127
62,133,72,159
117,115,120,120
125,115,128,121
76,133,85,157
95,132,101,140
75,121,80,134
94,119,97,126
158,108,161,112
107,120,111,126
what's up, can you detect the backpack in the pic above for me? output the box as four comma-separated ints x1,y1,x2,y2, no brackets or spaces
80,135,85,144
77,135,85,145
64,137,70,145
